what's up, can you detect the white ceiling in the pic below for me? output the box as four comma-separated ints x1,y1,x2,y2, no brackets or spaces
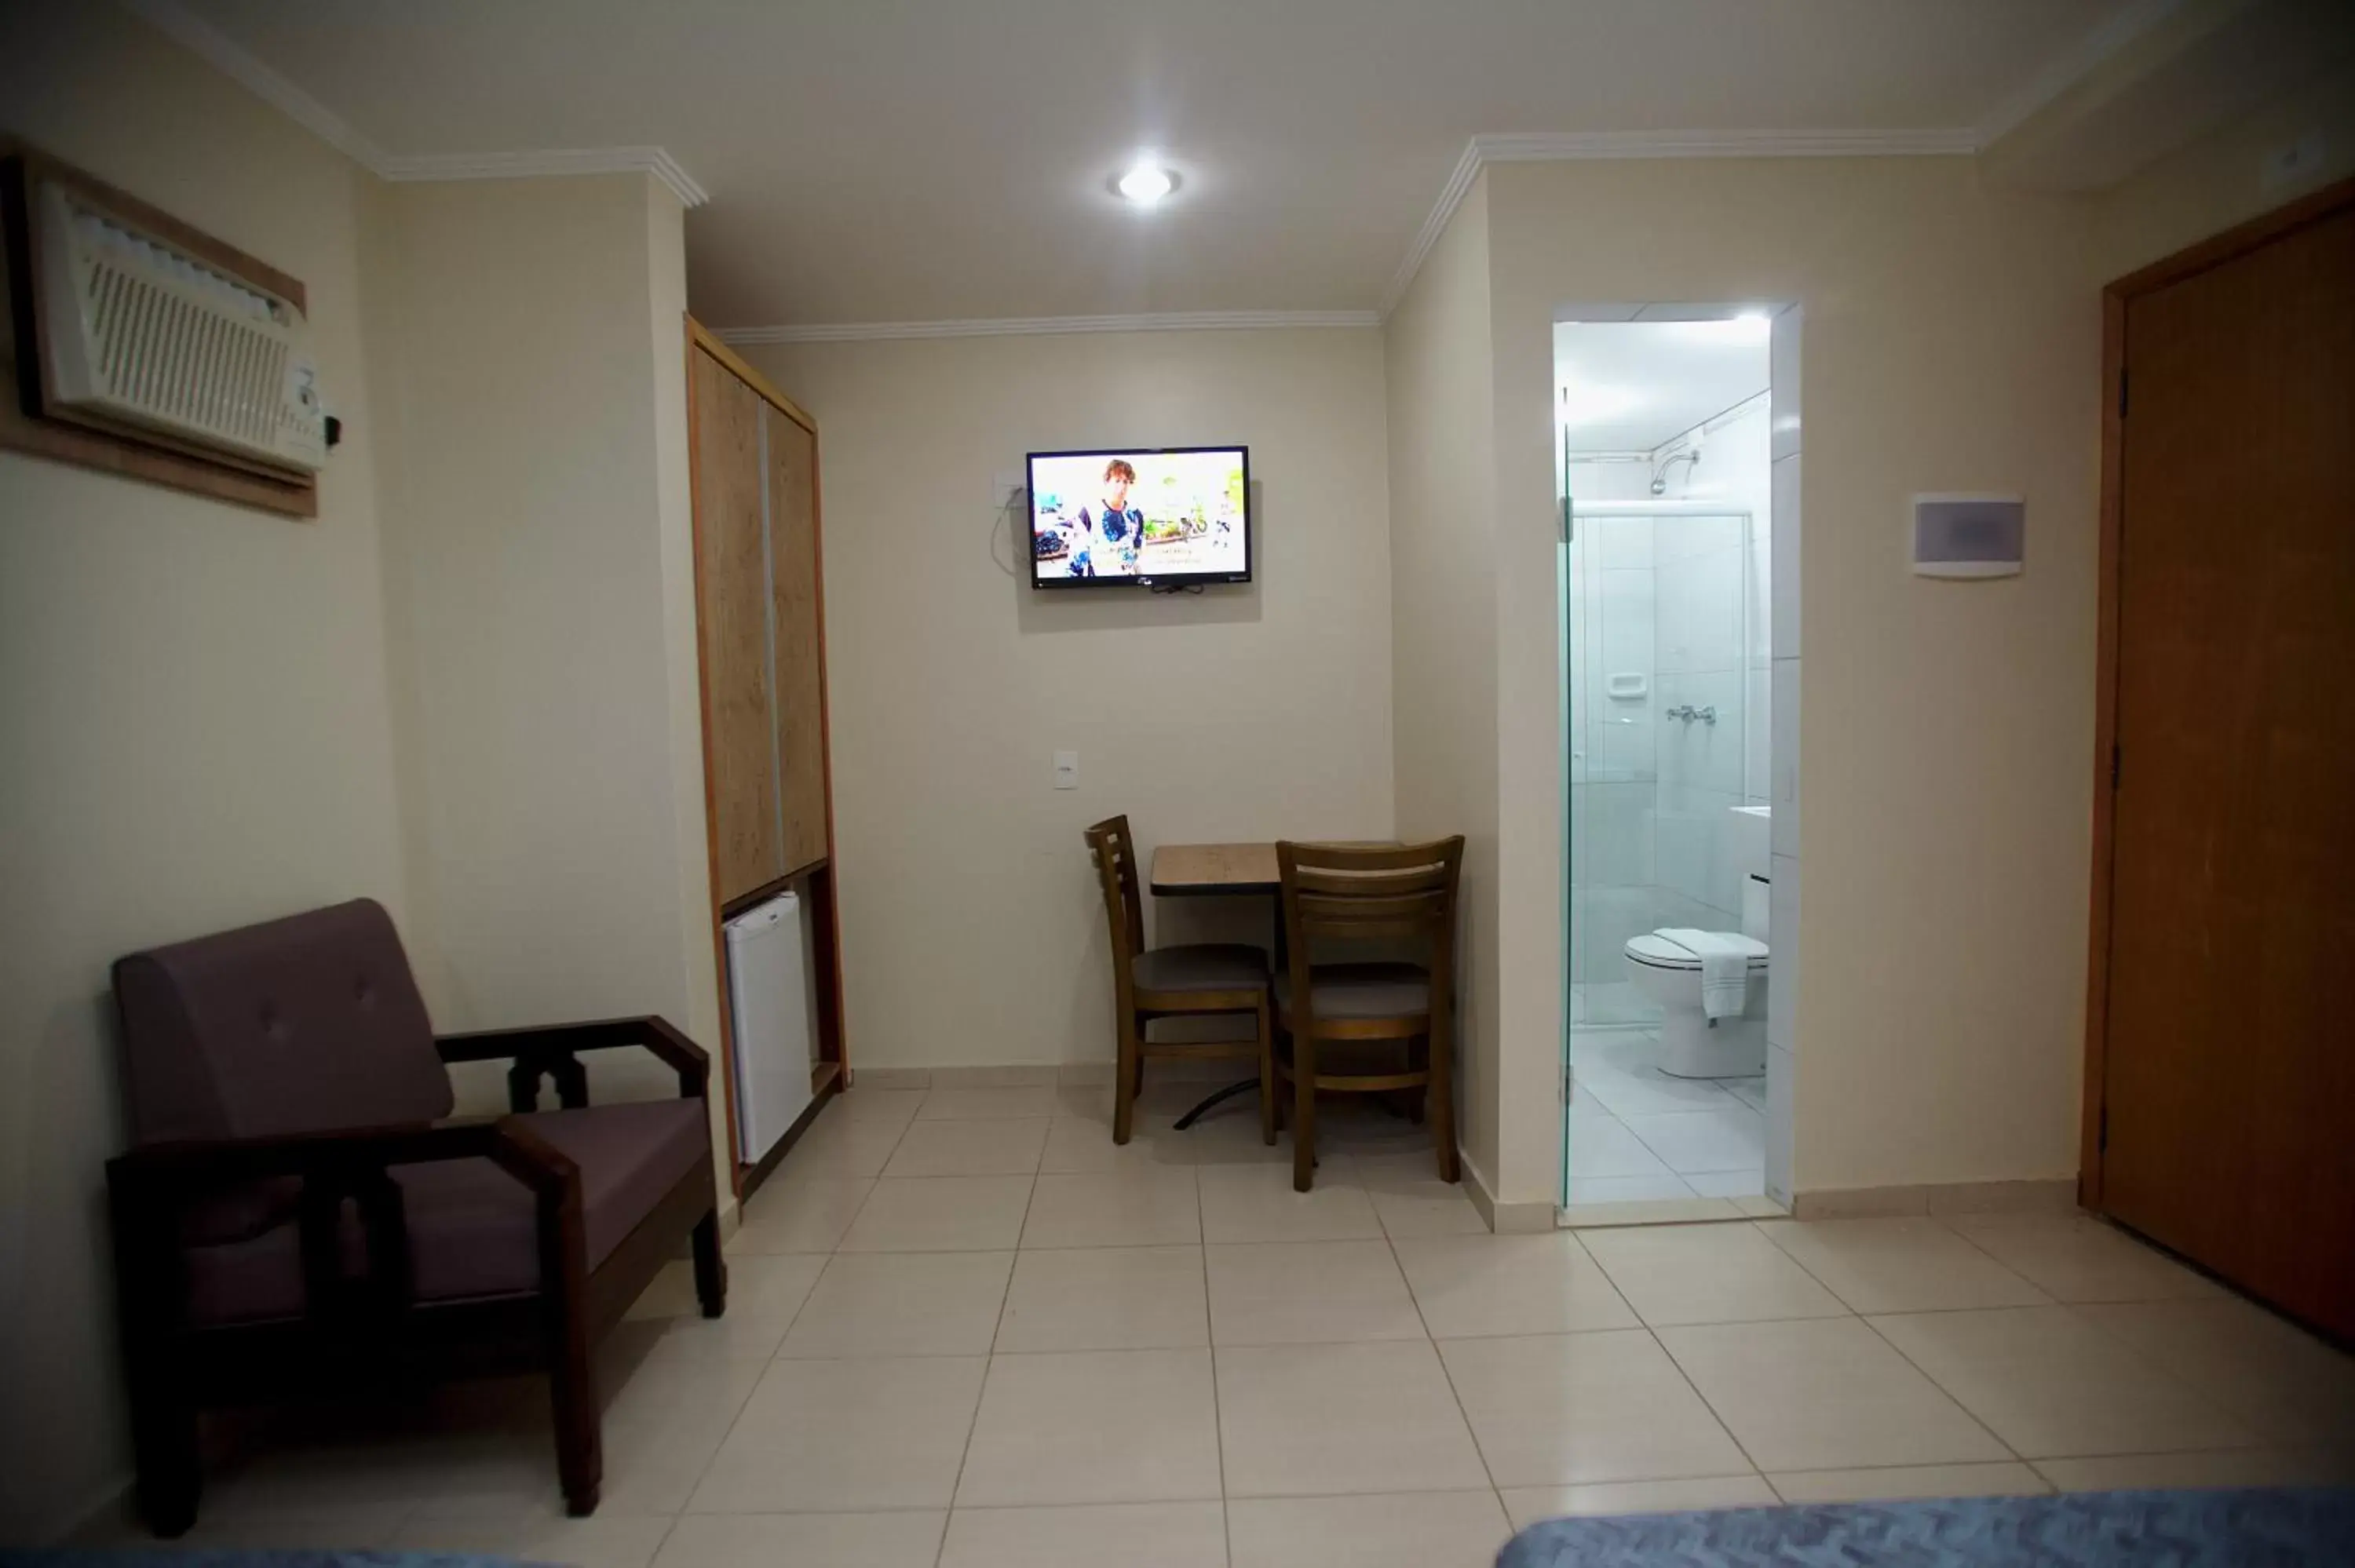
165,0,2139,328
1554,318,1772,453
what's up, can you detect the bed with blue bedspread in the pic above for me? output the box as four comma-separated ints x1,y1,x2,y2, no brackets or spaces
1497,1487,2355,1566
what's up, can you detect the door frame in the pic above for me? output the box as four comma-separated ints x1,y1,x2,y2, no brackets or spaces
2078,175,2355,1210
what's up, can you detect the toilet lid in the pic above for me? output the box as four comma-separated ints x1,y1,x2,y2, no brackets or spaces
1625,931,1769,971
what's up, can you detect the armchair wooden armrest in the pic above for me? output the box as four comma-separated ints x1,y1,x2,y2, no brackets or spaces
436,1016,710,1110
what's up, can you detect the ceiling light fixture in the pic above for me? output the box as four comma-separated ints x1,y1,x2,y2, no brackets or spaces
1116,162,1174,206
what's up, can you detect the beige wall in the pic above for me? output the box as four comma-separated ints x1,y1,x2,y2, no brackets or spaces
1380,181,1512,1195
2091,57,2355,279
1481,159,2104,1203
0,6,412,1541
739,330,1396,1069
371,176,721,1139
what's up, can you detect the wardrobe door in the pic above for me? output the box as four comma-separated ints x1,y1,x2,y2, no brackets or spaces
765,403,829,873
693,350,783,902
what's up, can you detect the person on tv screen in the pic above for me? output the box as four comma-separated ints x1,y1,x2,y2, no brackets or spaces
1069,458,1144,577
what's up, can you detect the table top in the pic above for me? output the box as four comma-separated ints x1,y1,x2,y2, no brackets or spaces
1149,841,1280,895
1149,840,1400,895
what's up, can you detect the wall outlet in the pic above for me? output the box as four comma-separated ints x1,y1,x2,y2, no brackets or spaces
1053,750,1079,790
995,471,1026,509
2262,129,2326,191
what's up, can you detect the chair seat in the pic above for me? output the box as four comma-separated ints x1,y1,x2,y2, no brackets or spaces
1131,943,1269,996
184,1098,710,1326
1274,962,1432,1023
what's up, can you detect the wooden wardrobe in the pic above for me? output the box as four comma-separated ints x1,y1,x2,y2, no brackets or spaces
685,317,846,1194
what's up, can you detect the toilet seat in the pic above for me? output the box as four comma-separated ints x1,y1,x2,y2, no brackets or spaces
1624,931,1769,972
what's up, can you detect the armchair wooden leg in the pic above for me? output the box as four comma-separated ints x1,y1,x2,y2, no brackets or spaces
1255,994,1277,1147
550,1338,603,1517
129,1385,199,1538
692,1209,728,1319
1292,1034,1318,1193
1113,1012,1141,1145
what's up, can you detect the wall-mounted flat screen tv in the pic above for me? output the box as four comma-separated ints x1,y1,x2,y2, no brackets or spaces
1027,446,1251,589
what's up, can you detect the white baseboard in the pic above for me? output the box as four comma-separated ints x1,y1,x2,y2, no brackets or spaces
1458,1152,1554,1234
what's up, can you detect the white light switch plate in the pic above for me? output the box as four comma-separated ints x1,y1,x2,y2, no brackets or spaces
1053,750,1079,790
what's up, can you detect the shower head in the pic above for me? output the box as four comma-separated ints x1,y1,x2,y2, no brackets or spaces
1649,448,1700,495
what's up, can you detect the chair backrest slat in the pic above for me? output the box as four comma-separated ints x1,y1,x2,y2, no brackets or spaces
1083,815,1145,1004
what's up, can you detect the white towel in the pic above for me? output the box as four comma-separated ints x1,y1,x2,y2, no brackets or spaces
1659,928,1750,1021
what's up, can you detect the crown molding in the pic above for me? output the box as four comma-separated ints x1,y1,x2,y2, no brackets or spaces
378,148,710,208
1377,140,1488,325
1476,128,1981,162
716,310,1381,345
120,0,387,170
120,0,708,206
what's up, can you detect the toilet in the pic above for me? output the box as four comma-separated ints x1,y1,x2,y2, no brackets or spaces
1622,871,1771,1078
1623,931,1769,1078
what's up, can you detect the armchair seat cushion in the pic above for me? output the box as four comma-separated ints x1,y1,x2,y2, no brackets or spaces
184,1098,710,1326
1273,962,1432,1023
1130,943,1269,995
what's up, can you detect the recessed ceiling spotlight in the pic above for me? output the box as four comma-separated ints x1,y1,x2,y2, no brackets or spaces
1116,162,1175,206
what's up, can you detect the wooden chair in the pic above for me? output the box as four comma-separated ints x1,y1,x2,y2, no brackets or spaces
1085,815,1276,1146
1273,837,1465,1191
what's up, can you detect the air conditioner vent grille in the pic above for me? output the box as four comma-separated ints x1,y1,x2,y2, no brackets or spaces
35,182,325,474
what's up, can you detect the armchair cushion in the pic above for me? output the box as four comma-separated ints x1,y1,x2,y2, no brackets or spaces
183,1099,710,1326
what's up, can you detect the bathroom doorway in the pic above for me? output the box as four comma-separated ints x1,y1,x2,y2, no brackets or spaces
1557,306,1796,1223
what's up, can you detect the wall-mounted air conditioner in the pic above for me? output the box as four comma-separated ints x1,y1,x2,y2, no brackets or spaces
32,180,327,475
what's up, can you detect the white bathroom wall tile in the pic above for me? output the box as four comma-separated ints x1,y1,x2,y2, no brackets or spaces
1745,664,1772,805
1656,549,1745,676
1587,512,1654,571
1655,511,1743,563
1747,512,1773,666
1657,671,1747,797
1597,708,1656,782
1770,308,1802,462
1765,1044,1795,1207
1771,455,1801,659
1572,780,1656,889
1768,855,1801,1053
1596,569,1656,698
1770,660,1800,859
1651,789,1711,914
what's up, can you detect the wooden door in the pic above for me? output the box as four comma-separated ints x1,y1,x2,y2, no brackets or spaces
691,348,783,903
765,405,830,874
2098,197,2355,1337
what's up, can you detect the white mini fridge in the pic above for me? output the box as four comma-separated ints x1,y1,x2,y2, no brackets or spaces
725,892,816,1165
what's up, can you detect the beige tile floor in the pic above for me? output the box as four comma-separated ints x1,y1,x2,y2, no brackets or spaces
84,1080,2355,1567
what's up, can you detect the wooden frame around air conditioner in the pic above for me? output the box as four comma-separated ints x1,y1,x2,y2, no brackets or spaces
0,139,318,518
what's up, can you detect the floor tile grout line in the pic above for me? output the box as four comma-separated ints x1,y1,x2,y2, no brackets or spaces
1846,1307,2031,1469
1635,1315,1777,1496
1201,1158,1236,1568
1387,1220,1513,1536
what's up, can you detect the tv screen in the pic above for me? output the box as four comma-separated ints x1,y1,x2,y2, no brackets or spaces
1027,446,1251,589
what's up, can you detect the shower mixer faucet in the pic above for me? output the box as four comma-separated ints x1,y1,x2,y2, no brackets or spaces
1666,705,1718,725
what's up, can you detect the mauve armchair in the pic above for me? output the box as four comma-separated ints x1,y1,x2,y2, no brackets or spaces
104,898,725,1535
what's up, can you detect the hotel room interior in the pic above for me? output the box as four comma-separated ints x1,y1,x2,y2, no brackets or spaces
3,2,2353,1563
